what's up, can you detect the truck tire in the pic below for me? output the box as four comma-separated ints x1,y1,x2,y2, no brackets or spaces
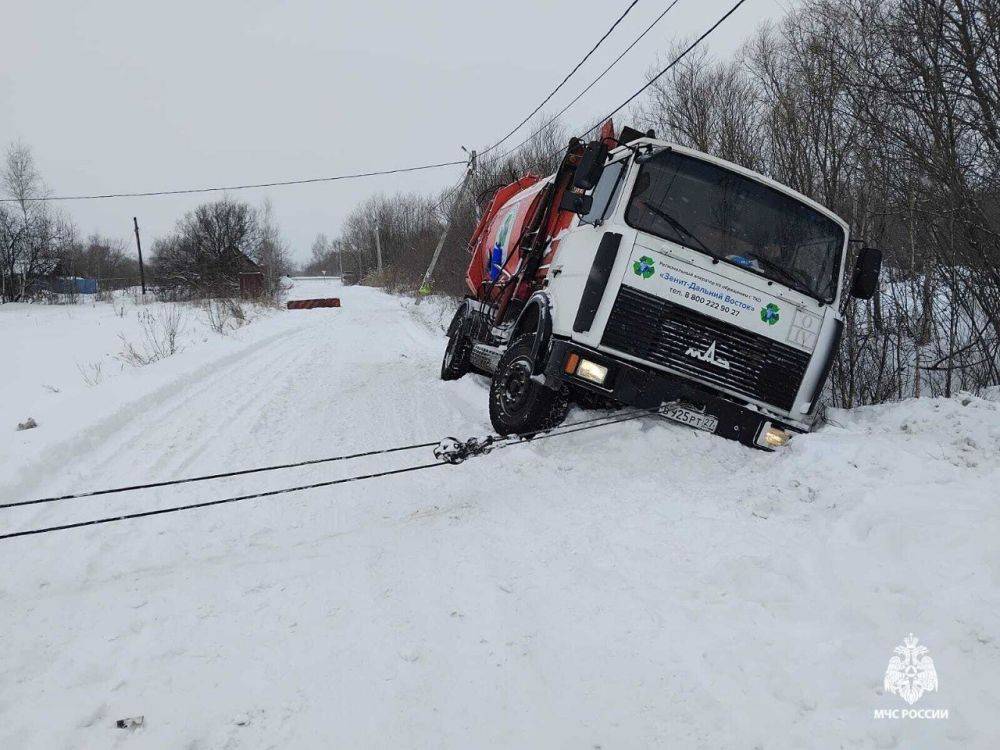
441,304,472,381
489,334,568,436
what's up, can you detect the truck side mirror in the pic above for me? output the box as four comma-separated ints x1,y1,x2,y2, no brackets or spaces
573,141,609,190
850,246,882,299
559,191,593,215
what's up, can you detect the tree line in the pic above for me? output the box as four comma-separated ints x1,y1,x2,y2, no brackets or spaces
303,125,568,295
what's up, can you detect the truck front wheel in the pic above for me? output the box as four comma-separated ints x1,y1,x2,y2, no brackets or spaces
489,334,568,436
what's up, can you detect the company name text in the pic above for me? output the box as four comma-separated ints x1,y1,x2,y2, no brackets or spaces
659,271,756,311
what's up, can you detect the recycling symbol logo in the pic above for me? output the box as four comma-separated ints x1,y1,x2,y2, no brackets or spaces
760,303,780,325
633,256,655,279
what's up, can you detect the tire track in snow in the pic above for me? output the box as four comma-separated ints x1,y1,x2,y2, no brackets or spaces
0,320,325,514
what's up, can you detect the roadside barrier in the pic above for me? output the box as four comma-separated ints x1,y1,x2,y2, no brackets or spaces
287,298,341,309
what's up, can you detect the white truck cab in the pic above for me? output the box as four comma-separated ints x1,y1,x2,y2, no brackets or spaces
442,135,881,449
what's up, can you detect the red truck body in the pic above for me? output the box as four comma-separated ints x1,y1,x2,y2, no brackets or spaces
464,166,578,312
464,123,620,320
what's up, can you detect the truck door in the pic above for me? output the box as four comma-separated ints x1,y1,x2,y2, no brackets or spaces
545,154,634,344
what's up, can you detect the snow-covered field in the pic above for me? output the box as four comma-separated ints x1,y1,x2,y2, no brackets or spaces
1,278,998,749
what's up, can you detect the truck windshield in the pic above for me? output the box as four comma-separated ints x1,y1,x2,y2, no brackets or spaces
625,150,844,302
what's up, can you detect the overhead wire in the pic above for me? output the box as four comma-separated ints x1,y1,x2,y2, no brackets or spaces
491,0,682,163
0,160,466,203
573,0,751,146
478,0,643,157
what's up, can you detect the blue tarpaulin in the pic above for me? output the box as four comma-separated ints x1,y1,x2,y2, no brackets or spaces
56,277,98,294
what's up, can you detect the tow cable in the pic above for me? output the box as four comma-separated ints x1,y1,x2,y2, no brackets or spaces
0,408,658,541
433,406,660,464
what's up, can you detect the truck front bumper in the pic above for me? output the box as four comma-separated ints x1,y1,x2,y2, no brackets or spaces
543,338,798,448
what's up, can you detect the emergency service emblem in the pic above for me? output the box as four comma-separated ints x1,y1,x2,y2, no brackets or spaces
633,256,655,279
884,634,939,705
760,303,780,325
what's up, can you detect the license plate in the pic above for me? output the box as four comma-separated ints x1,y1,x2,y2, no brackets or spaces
659,403,718,433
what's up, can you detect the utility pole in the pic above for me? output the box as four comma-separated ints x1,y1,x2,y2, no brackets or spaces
337,239,344,279
373,226,383,275
418,148,476,297
133,217,147,296
353,241,364,279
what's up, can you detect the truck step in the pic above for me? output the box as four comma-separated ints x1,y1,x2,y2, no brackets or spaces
470,343,504,374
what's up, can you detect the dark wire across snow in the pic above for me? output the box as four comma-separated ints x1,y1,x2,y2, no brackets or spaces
0,409,658,541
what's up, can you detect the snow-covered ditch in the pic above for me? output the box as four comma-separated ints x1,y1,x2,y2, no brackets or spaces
1,278,998,748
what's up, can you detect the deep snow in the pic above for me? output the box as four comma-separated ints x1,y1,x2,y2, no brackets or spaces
1,279,998,749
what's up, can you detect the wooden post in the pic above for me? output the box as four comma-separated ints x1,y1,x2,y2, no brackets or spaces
133,217,147,295
374,226,383,275
419,149,476,297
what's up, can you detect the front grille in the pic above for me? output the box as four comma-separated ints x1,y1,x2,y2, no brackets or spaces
601,286,810,411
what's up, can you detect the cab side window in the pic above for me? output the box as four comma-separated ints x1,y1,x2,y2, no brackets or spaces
580,160,626,226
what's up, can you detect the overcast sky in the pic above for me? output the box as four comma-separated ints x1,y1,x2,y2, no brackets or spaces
1,0,784,265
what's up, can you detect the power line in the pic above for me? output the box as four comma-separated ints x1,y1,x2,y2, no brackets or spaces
492,0,681,163
0,409,659,541
576,0,751,143
0,409,651,513
0,440,440,510
0,462,448,541
0,160,466,203
532,0,750,165
479,0,642,156
497,408,657,448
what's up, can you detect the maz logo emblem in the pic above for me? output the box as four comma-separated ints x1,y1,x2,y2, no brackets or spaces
685,340,731,370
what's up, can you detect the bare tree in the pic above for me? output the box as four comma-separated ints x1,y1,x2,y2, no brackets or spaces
304,233,342,276
637,44,766,170
256,198,291,298
0,142,67,302
58,232,138,284
151,197,288,300
336,191,443,291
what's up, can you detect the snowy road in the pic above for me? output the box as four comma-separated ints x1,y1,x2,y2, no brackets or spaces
2,279,998,748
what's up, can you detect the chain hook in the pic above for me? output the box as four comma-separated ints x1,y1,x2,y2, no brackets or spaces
434,435,496,465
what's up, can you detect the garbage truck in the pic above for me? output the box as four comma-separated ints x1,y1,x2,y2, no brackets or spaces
441,124,882,449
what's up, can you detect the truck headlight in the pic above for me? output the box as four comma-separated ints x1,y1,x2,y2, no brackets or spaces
575,358,608,385
759,424,791,448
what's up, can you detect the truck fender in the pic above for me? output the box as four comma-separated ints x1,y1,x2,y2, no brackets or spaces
510,293,553,376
